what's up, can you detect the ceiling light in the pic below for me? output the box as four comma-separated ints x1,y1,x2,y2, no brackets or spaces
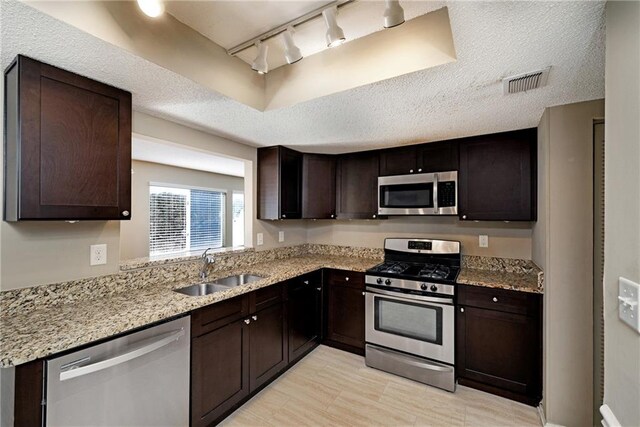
251,42,269,74
383,0,405,28
136,0,164,18
322,6,346,48
283,27,303,64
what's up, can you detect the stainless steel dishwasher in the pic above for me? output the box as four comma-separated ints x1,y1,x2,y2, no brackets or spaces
45,316,190,426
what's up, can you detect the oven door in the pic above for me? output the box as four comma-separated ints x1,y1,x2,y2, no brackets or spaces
378,174,437,215
365,287,454,364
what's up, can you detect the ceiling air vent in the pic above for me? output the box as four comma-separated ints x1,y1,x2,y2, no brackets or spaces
503,67,551,95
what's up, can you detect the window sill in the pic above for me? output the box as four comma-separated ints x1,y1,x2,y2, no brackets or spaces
120,246,253,271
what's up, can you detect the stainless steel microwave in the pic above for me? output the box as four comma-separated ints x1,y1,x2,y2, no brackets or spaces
378,171,458,215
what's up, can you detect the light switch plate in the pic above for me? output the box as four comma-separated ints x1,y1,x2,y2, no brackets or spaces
278,231,284,242
256,233,264,246
479,235,489,248
619,277,640,334
90,244,107,266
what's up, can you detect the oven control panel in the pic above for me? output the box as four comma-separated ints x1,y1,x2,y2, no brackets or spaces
408,241,432,250
365,275,455,296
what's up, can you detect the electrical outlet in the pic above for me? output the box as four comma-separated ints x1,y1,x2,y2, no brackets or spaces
257,233,264,246
619,277,640,333
278,231,284,242
479,235,489,248
90,244,107,266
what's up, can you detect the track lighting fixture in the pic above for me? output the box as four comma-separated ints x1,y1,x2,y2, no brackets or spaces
383,0,405,28
136,0,165,18
283,27,303,64
322,6,346,48
251,42,269,74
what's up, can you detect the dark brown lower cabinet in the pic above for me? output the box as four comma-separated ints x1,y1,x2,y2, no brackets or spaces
249,301,288,391
287,271,323,362
191,318,250,427
324,269,366,354
456,285,542,406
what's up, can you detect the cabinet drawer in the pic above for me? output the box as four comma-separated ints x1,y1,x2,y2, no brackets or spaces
326,269,364,289
251,283,283,312
457,285,538,316
192,295,249,337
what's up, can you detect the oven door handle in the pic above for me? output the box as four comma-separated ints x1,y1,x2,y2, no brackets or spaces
366,287,453,305
368,345,453,372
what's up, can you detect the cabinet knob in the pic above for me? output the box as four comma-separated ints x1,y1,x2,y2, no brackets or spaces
409,169,414,173
362,292,366,296
462,215,467,220
345,277,349,281
282,214,287,219
418,168,422,172
372,214,377,218
303,280,309,285
244,319,251,324
316,287,322,291
331,214,335,218
492,297,498,302
460,307,465,313
252,315,258,321
122,210,130,217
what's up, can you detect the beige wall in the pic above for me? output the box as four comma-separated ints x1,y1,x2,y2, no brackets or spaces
307,217,533,258
603,3,640,426
120,161,244,261
533,99,604,427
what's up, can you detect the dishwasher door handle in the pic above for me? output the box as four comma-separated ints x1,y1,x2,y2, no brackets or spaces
59,328,185,381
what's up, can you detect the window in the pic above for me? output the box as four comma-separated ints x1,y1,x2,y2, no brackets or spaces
232,191,245,247
149,185,225,256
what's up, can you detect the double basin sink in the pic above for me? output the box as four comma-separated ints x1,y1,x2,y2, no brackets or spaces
174,274,264,297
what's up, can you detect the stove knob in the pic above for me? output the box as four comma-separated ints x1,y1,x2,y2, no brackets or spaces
430,284,438,292
376,278,383,284
385,279,392,286
420,283,428,290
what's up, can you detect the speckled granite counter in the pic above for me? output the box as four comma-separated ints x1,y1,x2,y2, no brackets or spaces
0,254,379,367
458,255,544,294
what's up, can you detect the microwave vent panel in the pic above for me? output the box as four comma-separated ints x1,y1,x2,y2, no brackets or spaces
503,67,551,95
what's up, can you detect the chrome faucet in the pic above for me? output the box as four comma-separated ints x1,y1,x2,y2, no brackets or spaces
200,248,216,280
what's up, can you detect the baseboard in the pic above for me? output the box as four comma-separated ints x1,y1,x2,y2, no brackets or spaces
537,403,567,427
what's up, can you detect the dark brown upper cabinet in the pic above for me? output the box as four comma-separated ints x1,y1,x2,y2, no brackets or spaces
458,129,537,221
336,151,380,219
379,141,459,176
302,154,336,219
258,146,302,220
4,55,132,221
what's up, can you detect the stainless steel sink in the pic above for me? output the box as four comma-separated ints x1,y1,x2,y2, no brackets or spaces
213,274,264,287
174,283,232,297
174,274,264,296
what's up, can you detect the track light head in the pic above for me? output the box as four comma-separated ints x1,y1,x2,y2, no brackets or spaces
322,6,346,48
137,0,165,18
383,0,405,28
283,27,303,64
251,42,269,74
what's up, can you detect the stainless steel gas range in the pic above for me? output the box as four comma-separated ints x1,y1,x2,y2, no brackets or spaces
364,238,460,392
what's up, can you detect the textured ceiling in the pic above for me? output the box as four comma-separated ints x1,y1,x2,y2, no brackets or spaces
2,1,605,153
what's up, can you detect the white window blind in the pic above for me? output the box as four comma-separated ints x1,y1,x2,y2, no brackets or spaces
232,192,245,247
149,185,225,256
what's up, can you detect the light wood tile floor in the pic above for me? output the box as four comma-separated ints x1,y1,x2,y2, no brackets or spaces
221,345,541,427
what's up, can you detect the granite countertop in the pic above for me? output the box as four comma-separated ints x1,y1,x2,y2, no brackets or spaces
457,268,543,294
0,255,379,368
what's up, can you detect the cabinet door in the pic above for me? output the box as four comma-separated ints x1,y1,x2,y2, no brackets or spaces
302,154,336,219
456,305,541,405
191,319,249,427
326,271,365,352
287,274,322,362
4,55,131,221
336,151,380,219
280,147,303,219
249,302,288,392
417,140,459,173
378,146,418,176
258,146,302,220
458,129,537,221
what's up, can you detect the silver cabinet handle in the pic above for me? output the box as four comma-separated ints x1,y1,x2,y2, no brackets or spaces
460,307,465,313
244,319,251,324
410,169,414,173
282,214,286,218
252,315,258,321
122,210,130,217
59,328,185,381
418,168,422,172
330,214,335,218
462,215,467,220
345,277,349,281
492,297,498,302
362,292,365,296
303,280,309,285
316,287,322,291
